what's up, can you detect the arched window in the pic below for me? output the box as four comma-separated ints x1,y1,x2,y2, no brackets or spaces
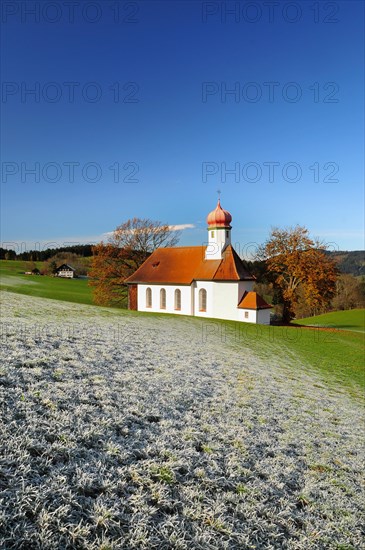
174,289,181,310
160,288,166,309
146,287,152,308
199,288,207,312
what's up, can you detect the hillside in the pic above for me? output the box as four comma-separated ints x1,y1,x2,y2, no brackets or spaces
327,250,365,277
0,260,93,305
0,292,364,549
293,309,365,333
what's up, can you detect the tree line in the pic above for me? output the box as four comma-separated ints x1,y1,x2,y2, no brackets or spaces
0,244,93,262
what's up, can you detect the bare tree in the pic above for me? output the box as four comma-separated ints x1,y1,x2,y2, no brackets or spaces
110,217,180,255
89,218,181,306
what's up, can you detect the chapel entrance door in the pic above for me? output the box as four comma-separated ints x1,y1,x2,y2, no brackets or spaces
128,285,138,310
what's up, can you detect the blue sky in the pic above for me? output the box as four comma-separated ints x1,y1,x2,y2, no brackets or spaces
1,0,364,254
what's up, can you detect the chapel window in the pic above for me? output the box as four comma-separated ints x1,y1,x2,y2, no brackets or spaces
160,288,166,309
199,288,207,312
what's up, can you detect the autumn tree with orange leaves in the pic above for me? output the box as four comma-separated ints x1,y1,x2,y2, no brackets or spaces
89,218,180,306
258,226,338,322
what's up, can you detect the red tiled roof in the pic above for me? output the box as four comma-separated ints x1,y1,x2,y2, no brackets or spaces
213,246,253,281
125,245,254,284
237,291,273,310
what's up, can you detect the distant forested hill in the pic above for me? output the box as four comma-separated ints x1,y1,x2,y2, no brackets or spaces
0,244,93,261
327,250,365,277
244,250,365,282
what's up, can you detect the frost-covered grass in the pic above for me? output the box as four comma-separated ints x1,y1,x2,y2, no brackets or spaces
0,292,364,549
209,318,364,398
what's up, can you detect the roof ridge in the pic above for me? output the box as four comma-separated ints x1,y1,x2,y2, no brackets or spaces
228,245,240,279
160,245,205,250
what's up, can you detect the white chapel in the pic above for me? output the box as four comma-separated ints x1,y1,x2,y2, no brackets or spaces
125,199,272,324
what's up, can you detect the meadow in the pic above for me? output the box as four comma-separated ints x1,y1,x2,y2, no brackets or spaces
293,309,365,333
0,291,364,549
214,317,364,399
0,260,93,305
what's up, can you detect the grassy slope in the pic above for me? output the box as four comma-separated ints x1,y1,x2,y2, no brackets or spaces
122,309,365,400
0,259,93,305
292,309,365,332
1,292,364,549
260,324,364,398
1,261,363,396
135,312,365,399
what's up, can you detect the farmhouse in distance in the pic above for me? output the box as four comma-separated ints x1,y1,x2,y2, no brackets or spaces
125,199,272,324
55,263,77,279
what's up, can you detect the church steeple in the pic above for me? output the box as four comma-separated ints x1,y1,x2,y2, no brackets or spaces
205,198,232,260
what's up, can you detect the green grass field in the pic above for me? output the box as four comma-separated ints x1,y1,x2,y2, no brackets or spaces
0,260,94,305
292,308,365,332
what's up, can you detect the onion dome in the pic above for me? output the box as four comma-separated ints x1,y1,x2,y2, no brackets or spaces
206,199,232,228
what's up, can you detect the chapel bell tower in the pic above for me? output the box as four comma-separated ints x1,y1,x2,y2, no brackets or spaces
205,198,232,260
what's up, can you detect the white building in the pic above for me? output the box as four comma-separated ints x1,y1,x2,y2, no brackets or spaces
125,200,272,324
55,264,76,279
